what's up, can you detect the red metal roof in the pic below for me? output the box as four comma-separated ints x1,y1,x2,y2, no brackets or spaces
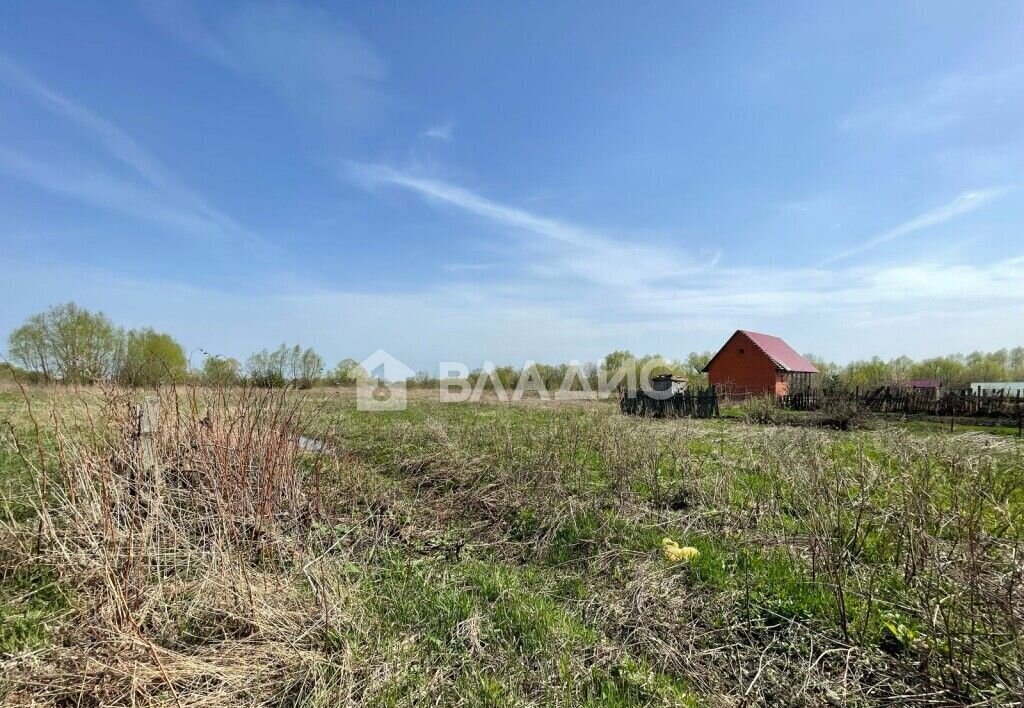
740,330,820,373
904,379,941,389
703,330,820,373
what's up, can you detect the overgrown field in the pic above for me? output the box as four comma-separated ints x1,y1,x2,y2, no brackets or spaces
1,386,1023,706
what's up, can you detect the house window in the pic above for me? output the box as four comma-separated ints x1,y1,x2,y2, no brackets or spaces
738,347,745,354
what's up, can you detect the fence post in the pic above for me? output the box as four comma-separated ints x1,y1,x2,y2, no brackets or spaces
1018,391,1022,438
138,396,160,471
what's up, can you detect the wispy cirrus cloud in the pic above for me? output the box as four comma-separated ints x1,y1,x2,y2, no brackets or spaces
838,66,1024,136
350,163,602,248
347,162,712,292
822,187,1010,264
223,3,385,124
346,163,1024,345
140,0,386,125
443,262,495,272
137,0,241,70
0,148,241,238
0,57,260,244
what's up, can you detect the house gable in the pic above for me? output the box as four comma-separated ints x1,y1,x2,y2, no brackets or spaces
702,330,815,397
702,330,818,374
704,332,777,392
703,331,773,374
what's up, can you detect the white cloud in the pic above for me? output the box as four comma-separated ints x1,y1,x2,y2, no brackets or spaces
0,257,619,372
423,122,455,140
822,187,1009,264
4,253,1024,371
343,163,1024,360
640,258,1024,318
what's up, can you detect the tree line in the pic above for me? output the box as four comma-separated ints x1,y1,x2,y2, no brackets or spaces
6,303,187,387
807,350,1024,391
2,303,360,388
449,348,1024,393
4,302,1023,390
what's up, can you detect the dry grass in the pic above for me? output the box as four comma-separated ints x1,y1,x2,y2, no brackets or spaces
1,387,355,706
1,386,1023,706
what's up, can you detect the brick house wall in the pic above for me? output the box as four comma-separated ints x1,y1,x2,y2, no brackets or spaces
705,332,788,396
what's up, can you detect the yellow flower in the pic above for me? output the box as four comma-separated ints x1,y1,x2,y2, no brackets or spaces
662,537,700,562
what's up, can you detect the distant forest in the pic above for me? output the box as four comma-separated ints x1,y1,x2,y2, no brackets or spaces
3,302,1023,391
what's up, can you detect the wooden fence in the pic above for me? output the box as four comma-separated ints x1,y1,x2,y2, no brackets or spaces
778,387,1024,430
621,384,1022,432
776,391,823,411
620,387,720,419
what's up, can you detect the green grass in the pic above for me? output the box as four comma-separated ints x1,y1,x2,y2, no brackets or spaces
340,551,695,706
0,562,70,654
2,386,1023,704
894,417,1022,437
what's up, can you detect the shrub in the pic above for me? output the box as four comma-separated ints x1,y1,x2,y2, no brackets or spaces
117,328,188,387
810,395,866,430
738,395,789,425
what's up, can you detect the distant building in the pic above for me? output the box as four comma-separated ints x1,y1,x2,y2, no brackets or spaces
650,373,687,395
702,330,819,397
971,382,1024,395
899,378,942,399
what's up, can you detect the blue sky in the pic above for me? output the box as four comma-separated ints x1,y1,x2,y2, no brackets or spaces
2,1,1023,372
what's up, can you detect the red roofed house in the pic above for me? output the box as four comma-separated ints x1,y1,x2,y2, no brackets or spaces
702,330,819,397
899,378,942,400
